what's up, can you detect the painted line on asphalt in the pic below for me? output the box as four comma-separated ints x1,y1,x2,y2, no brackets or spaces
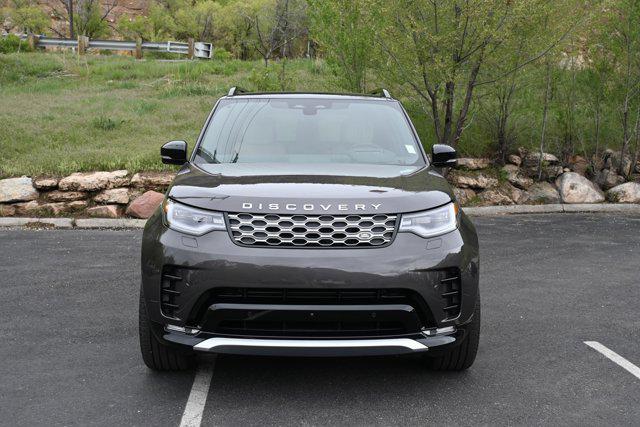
584,341,640,380
179,360,216,427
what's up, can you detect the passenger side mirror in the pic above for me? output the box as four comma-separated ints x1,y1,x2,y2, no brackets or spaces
161,140,188,165
431,144,457,168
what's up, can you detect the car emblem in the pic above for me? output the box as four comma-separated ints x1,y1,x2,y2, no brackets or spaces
358,232,373,240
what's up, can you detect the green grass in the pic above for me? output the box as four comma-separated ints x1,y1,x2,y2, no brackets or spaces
0,53,341,177
0,52,622,177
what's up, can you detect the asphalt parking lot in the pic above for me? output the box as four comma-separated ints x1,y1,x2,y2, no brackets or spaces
1,213,640,426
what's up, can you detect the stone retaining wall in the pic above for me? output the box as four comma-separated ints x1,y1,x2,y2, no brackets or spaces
1,149,639,219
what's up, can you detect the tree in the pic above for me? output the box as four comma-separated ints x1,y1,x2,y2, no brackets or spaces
373,0,588,148
308,0,374,93
6,0,49,34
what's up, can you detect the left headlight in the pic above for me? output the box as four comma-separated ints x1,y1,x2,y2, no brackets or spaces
399,202,459,238
163,199,226,236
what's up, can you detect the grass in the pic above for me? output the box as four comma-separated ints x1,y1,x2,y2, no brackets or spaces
0,53,340,177
0,52,622,177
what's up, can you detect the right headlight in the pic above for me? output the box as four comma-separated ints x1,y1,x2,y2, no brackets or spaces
163,198,226,236
398,202,459,238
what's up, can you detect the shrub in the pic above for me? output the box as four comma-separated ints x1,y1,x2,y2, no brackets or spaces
0,34,32,54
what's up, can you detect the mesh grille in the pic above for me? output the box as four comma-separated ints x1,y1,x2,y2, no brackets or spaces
227,213,397,247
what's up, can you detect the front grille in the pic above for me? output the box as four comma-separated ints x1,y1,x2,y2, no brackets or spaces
227,213,397,247
200,287,432,338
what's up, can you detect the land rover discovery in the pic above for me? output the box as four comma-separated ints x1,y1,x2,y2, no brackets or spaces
139,88,480,371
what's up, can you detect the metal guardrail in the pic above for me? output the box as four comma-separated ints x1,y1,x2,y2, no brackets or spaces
12,34,212,59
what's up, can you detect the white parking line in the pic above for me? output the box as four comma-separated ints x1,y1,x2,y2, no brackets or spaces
584,341,640,380
179,360,216,427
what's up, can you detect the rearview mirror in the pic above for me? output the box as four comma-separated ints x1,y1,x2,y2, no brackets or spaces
431,144,457,168
161,140,187,165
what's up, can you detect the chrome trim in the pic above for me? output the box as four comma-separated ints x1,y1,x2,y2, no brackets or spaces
194,337,427,352
421,326,456,337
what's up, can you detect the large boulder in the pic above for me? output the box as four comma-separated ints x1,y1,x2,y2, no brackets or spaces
58,170,129,192
453,187,476,206
126,191,165,219
526,182,561,204
594,169,625,190
555,172,605,203
0,177,38,203
94,188,130,205
456,158,491,170
606,182,640,203
502,164,533,190
13,200,41,215
568,155,590,176
603,150,633,175
448,170,498,190
130,172,175,189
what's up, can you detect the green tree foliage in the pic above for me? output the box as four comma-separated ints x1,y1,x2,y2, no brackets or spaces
3,0,49,34
308,0,373,93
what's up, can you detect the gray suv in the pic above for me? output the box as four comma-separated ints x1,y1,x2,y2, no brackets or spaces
139,88,480,371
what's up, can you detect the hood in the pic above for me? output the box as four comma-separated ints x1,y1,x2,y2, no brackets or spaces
167,163,453,215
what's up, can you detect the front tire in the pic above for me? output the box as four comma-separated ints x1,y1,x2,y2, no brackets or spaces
423,296,480,371
139,290,194,371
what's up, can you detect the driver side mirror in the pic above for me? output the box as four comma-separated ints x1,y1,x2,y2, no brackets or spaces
161,140,187,165
431,144,457,168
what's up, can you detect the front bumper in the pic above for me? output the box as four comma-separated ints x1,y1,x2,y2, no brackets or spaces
141,209,479,356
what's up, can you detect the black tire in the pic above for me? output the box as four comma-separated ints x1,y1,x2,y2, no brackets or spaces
423,296,480,371
139,290,194,371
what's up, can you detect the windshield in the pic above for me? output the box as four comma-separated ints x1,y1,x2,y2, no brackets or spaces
193,97,425,166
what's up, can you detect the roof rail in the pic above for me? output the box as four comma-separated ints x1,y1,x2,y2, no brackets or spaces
227,86,250,96
369,88,391,99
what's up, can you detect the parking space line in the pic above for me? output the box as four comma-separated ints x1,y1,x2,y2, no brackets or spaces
179,359,216,427
584,341,640,380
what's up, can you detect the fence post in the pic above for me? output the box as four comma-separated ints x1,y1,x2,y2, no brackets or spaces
135,37,143,59
27,33,40,50
187,38,195,59
77,35,89,55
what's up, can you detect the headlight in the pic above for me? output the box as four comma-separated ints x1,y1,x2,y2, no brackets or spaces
163,199,226,236
399,202,459,238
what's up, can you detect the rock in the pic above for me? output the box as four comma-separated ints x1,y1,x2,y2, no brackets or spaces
527,182,561,204
66,200,88,211
523,163,563,181
448,170,498,190
33,176,59,190
568,155,589,176
94,188,130,205
507,154,522,167
456,158,491,170
594,169,625,190
126,191,165,219
555,172,605,203
502,164,533,190
130,172,175,189
58,170,129,192
606,182,640,203
86,205,123,218
453,187,476,206
476,183,526,206
0,177,39,203
604,150,633,175
39,202,68,216
46,190,87,202
0,204,16,216
523,152,560,168
13,201,41,215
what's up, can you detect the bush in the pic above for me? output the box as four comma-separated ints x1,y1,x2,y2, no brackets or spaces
0,34,32,54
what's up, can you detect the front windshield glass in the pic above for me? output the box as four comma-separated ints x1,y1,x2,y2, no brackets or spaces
193,97,425,166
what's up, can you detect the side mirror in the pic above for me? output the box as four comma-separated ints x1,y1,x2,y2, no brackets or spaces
161,140,187,165
431,144,457,168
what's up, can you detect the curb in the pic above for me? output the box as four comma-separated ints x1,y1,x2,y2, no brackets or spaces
1,204,640,229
